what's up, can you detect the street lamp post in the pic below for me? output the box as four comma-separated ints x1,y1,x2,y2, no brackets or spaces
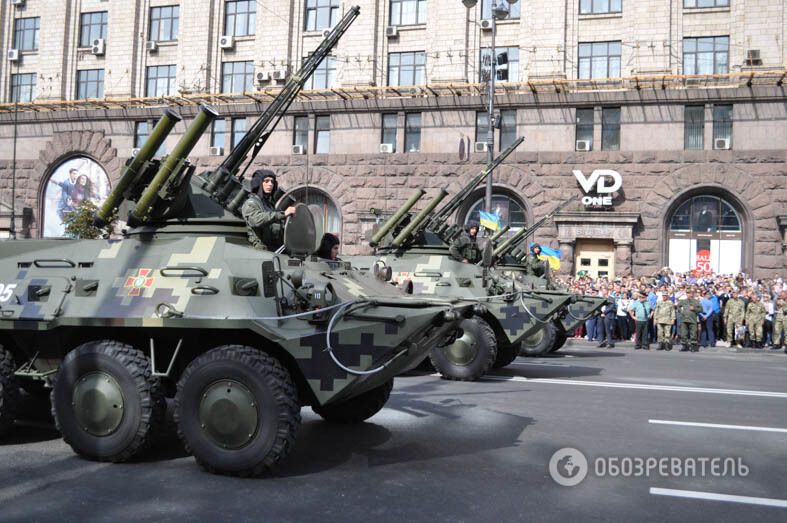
464,0,518,220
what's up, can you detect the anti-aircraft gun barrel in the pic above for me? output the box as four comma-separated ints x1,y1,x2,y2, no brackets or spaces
130,106,219,225
493,224,531,257
493,195,576,259
391,189,448,247
202,5,361,211
489,225,511,243
94,109,181,227
370,189,426,247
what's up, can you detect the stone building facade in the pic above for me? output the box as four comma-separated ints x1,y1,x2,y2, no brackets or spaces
1,1,787,278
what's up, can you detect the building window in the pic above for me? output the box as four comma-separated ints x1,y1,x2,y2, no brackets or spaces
381,113,398,151
76,69,105,99
390,0,427,26
146,65,177,97
712,104,732,148
481,0,521,20
578,41,621,79
225,1,256,37
222,61,254,93
135,121,166,156
476,111,517,150
305,56,336,90
13,17,40,52
388,51,426,86
10,73,36,103
42,157,111,238
668,194,742,274
684,0,729,8
480,47,519,83
404,113,421,152
211,119,227,150
294,116,309,147
464,192,527,235
315,115,330,153
684,105,704,150
79,12,108,48
305,0,340,31
579,0,622,15
683,36,729,75
601,107,620,151
150,6,180,42
232,118,247,149
285,188,342,234
575,108,594,150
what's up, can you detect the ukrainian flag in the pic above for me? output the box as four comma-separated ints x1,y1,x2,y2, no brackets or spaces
479,211,501,231
531,242,561,271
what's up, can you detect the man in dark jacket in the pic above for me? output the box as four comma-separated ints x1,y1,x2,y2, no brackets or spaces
241,169,296,250
449,221,481,263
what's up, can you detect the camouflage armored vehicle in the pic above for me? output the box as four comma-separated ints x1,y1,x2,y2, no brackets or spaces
0,7,475,477
491,207,608,356
349,140,576,381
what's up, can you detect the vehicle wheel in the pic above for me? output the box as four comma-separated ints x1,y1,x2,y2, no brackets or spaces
430,318,497,381
519,323,557,357
493,340,519,369
0,346,22,437
50,340,165,462
174,345,300,477
549,328,569,353
312,378,393,423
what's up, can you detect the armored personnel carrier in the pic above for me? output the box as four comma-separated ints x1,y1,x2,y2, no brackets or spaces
349,140,578,381
0,7,474,476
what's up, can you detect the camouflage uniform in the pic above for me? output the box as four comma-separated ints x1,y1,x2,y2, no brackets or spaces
745,299,768,347
653,299,676,349
773,299,785,349
449,232,480,263
522,253,547,277
677,297,702,351
724,296,746,346
241,194,286,251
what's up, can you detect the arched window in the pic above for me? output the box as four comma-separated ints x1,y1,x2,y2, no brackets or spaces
282,187,342,236
463,191,527,237
42,156,111,237
668,195,742,274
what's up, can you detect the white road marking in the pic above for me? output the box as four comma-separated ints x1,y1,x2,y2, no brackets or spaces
471,374,787,399
649,419,787,433
508,361,570,367
650,487,787,508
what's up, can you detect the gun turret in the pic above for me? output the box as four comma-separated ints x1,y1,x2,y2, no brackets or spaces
391,189,448,247
200,5,361,214
489,225,511,243
94,109,181,227
492,196,576,261
370,188,425,247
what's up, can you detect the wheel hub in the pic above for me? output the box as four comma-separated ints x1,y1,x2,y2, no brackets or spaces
443,330,478,366
72,371,125,437
523,328,545,347
198,380,258,450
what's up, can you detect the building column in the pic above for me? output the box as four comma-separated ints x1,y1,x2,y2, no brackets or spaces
614,240,633,277
558,240,575,275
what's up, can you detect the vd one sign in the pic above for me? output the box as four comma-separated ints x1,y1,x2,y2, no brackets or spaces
572,169,623,206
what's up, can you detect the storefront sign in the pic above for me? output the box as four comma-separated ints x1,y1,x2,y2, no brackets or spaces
573,169,622,206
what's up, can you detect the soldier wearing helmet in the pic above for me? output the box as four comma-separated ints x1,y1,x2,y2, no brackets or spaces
241,169,297,251
523,243,546,277
449,221,481,263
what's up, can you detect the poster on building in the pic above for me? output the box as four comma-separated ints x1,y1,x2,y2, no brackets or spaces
42,157,111,238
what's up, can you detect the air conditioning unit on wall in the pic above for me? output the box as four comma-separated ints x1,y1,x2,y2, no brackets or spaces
291,144,305,155
219,35,235,50
209,146,224,156
714,138,731,150
91,38,106,56
7,49,20,62
386,26,398,38
146,41,158,52
575,140,591,151
379,143,394,153
474,141,489,153
480,19,493,31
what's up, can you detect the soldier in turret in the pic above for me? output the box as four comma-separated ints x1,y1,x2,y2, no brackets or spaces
724,289,746,347
677,288,702,352
449,221,481,263
745,293,767,348
653,293,676,351
241,169,297,251
523,243,546,277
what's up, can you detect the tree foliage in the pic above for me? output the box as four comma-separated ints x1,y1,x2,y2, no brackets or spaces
62,200,117,239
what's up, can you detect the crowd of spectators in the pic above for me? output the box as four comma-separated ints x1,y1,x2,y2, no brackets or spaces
556,268,787,352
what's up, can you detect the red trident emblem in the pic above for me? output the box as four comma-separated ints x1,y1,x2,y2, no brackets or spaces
124,269,154,297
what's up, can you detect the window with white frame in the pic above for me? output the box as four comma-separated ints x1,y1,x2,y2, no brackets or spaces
225,1,256,37
146,65,177,97
79,12,108,48
222,61,254,93
579,0,622,15
149,6,180,42
14,17,40,51
76,69,104,99
578,41,621,79
390,0,427,26
388,51,426,86
304,56,336,90
481,0,520,20
10,73,36,103
305,0,340,31
683,36,729,75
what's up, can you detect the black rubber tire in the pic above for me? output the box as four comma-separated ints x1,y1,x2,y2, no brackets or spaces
0,346,21,438
519,323,558,357
174,346,301,477
312,378,393,423
493,340,520,369
50,340,165,462
549,328,569,353
430,318,497,381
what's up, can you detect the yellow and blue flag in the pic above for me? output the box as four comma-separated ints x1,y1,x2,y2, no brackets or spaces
479,211,501,231
531,242,561,271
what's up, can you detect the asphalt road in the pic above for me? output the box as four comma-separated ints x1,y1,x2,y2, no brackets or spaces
1,340,785,523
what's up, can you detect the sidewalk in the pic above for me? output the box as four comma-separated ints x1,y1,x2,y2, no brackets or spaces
564,337,786,354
